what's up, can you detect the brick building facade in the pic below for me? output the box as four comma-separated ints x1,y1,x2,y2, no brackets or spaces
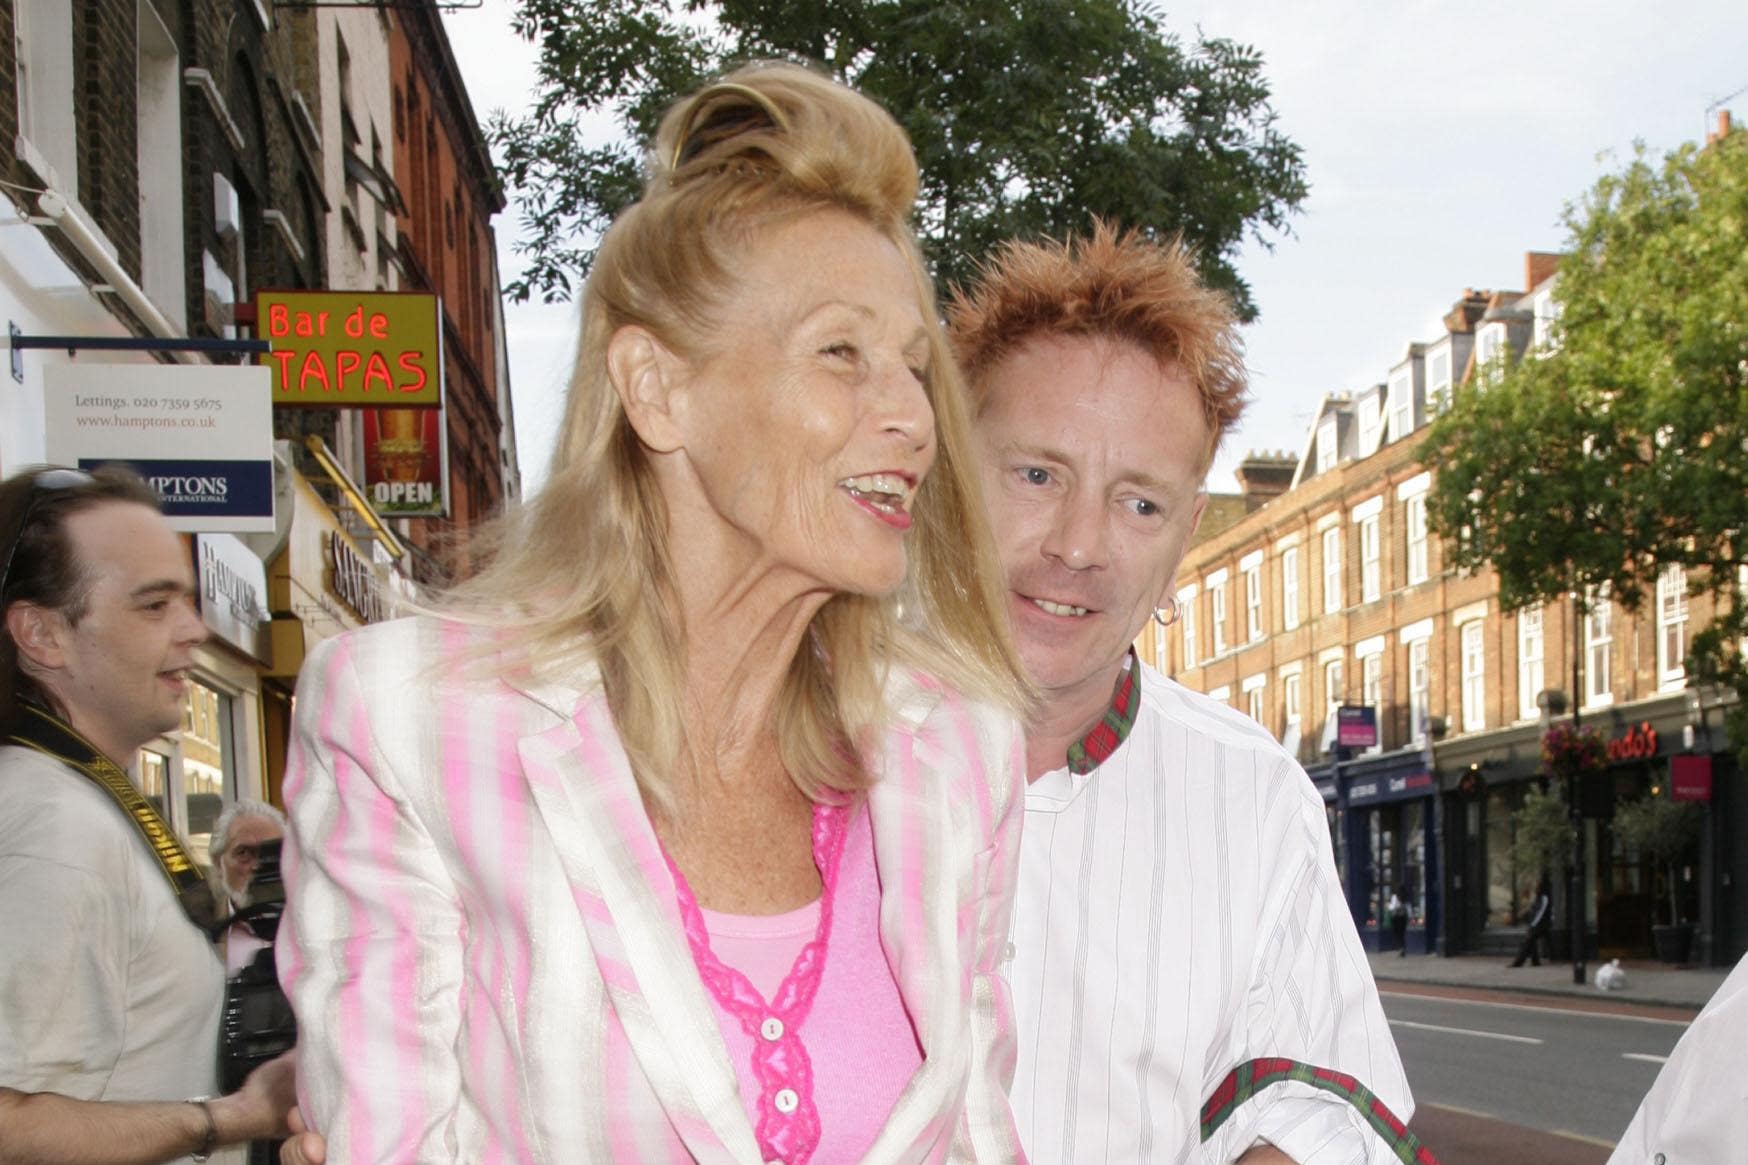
1152,256,1748,966
0,0,517,837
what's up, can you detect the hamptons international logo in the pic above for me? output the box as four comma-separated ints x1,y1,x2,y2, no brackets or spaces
81,459,272,519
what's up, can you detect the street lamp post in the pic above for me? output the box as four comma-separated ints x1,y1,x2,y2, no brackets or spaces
1570,594,1587,985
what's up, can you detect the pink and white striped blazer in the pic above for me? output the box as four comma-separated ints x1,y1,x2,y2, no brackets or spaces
278,615,1028,1164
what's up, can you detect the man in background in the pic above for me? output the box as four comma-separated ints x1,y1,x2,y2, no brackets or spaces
0,465,292,1164
208,799,288,976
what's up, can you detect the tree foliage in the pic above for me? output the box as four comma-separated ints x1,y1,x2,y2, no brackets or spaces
1424,129,1748,755
1611,794,1703,924
492,0,1308,316
1512,782,1573,886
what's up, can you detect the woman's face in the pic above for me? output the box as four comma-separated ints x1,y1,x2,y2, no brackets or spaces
667,209,938,597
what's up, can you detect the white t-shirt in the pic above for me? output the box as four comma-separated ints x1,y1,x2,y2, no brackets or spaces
1608,952,1748,1165
1009,661,1414,1164
0,743,225,1163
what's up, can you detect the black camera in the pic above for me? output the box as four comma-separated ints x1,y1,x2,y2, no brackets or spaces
217,838,297,1094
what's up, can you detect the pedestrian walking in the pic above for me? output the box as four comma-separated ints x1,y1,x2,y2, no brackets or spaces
1509,877,1553,967
1388,885,1411,956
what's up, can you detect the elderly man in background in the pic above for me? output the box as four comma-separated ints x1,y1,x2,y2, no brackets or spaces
208,799,286,975
950,224,1419,1164
0,465,293,1165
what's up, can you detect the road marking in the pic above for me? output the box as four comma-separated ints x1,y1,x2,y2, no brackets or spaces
1379,989,1691,1026
1421,1101,1496,1120
1622,1052,1670,1065
1421,1106,1618,1150
1387,1018,1543,1044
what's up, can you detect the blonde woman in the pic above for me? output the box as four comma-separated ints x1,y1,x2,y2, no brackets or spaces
278,63,1030,1164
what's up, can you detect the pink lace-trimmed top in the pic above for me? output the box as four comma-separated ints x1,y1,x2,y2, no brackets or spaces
667,802,922,1165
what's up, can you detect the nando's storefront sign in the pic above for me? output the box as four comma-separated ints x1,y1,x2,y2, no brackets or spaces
1607,721,1661,763
257,290,442,407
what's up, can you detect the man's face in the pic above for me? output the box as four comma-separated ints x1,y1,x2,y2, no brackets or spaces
976,334,1211,715
220,815,283,903
33,502,206,763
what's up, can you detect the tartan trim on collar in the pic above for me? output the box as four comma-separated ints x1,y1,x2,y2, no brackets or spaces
1201,1057,1440,1165
1064,653,1140,775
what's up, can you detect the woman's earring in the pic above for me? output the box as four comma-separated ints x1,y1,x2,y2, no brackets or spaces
1152,596,1181,627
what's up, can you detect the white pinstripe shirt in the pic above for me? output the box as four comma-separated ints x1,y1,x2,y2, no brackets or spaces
1009,660,1414,1164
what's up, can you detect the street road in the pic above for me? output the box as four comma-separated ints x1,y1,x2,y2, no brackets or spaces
1383,987,1689,1165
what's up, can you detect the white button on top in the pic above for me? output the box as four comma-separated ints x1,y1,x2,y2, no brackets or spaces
760,1016,785,1041
1003,941,1016,962
773,1088,799,1114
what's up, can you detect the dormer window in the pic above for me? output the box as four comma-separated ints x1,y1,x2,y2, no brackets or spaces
1316,416,1338,474
1387,369,1414,443
1477,323,1507,384
1357,393,1382,457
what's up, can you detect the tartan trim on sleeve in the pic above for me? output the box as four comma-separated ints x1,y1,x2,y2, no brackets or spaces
1065,653,1141,775
1201,1057,1440,1165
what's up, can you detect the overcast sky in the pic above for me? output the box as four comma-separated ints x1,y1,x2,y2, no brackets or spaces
443,0,1748,494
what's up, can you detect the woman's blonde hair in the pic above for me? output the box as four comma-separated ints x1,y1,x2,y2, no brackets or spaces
448,61,1027,815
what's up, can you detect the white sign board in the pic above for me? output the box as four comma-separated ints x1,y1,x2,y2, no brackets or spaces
195,534,270,662
44,363,275,532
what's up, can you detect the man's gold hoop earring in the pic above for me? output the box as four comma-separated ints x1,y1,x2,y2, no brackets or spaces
1152,597,1181,628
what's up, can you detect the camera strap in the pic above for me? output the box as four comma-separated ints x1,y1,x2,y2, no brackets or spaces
5,702,219,933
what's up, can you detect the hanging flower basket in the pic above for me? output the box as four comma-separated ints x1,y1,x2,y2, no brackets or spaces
1541,722,1608,780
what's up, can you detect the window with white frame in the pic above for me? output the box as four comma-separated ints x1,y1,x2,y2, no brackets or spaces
1585,590,1613,707
1405,493,1428,585
1517,605,1544,720
1533,286,1562,351
1388,370,1414,443
1360,515,1381,602
15,0,79,193
1281,547,1301,630
137,0,186,327
1178,586,1198,669
1408,638,1430,745
1322,527,1342,613
1244,562,1263,642
1357,391,1382,457
1324,658,1344,734
1316,417,1339,474
1427,345,1452,415
1283,672,1302,743
1658,565,1688,688
1361,651,1383,754
1210,578,1228,656
1477,322,1506,383
1244,674,1266,723
1461,622,1485,732
1208,685,1231,705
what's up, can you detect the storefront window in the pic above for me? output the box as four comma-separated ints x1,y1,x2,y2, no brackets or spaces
180,678,232,865
133,676,237,870
1485,784,1523,928
1402,801,1426,922
138,748,170,821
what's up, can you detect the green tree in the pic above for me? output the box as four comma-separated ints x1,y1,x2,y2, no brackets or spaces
1611,794,1703,925
492,0,1308,315
1424,128,1748,758
1511,782,1572,890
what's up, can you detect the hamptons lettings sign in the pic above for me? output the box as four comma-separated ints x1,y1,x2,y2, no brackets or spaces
44,364,275,533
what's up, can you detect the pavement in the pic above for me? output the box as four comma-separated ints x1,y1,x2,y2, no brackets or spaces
1368,949,1731,1011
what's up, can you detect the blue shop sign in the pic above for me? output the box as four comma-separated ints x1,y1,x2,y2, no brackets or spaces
1346,769,1436,808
